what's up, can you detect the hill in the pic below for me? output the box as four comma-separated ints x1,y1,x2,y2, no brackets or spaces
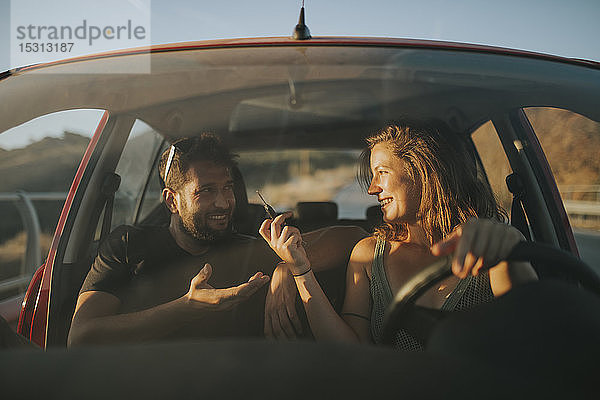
526,108,600,191
0,132,90,241
0,132,90,192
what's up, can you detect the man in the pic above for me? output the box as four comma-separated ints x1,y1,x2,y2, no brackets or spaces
68,133,368,346
68,134,278,345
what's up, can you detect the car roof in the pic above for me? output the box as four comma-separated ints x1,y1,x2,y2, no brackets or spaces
1,36,599,150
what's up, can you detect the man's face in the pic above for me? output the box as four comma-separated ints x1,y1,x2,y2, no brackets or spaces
175,161,236,241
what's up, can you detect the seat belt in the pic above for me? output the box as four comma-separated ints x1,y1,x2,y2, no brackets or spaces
100,173,121,242
506,173,531,241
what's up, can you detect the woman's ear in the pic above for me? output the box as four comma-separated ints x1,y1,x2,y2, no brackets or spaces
162,188,178,214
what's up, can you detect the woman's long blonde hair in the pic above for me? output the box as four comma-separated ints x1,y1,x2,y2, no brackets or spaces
359,123,506,245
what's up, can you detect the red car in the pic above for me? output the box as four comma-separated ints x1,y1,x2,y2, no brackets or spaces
1,29,599,397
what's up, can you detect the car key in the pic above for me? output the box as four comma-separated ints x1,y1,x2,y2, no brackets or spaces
256,190,278,219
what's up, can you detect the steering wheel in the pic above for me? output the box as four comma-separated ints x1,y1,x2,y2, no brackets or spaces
380,240,600,346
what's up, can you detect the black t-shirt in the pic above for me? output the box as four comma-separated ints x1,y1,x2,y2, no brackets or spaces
80,225,280,340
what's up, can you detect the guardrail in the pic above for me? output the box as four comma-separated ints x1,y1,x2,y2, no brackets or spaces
559,185,600,202
0,191,67,296
559,186,600,228
563,200,600,216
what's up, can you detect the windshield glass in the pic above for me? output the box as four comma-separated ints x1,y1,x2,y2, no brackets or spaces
4,44,599,354
239,149,376,219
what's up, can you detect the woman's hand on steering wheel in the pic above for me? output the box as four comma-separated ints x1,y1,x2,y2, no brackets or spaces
431,218,526,279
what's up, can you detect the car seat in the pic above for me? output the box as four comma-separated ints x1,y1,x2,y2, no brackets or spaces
294,201,338,232
366,205,383,231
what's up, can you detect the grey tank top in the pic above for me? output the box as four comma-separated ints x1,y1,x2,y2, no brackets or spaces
369,238,494,350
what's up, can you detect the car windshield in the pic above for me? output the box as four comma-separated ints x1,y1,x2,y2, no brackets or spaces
1,41,599,353
237,149,375,218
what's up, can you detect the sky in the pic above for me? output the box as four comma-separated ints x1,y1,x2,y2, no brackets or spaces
1,0,599,71
0,0,599,148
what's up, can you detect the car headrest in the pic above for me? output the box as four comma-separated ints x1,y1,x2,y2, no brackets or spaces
366,205,382,227
295,202,338,222
234,203,266,237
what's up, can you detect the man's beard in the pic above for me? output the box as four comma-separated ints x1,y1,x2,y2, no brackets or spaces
179,210,233,243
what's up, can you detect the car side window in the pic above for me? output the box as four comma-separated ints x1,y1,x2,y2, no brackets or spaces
110,120,164,230
524,107,600,232
0,109,104,305
471,120,514,217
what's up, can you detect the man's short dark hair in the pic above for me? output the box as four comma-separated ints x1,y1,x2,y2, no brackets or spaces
158,133,238,191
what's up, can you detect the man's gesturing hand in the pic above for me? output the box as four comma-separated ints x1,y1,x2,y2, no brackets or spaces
186,263,270,311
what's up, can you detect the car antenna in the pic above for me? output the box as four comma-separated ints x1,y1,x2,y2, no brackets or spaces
292,0,311,40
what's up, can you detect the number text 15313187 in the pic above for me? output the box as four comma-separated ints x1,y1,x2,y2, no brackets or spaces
18,43,74,53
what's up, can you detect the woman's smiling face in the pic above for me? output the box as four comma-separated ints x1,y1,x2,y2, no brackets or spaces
368,143,421,224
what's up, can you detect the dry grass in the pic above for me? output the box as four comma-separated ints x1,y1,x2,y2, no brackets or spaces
0,232,53,279
527,108,600,189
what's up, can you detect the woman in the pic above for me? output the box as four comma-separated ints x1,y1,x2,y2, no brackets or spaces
260,124,537,349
